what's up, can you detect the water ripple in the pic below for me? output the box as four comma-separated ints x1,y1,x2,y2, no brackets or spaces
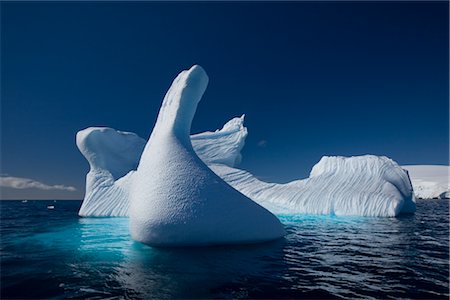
1,199,449,299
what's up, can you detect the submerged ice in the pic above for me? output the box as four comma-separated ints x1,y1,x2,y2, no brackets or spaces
76,65,416,224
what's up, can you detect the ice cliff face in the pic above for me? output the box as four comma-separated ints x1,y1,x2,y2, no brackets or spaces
76,65,416,221
128,65,285,246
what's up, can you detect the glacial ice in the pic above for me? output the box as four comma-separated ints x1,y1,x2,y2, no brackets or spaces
128,65,285,246
191,114,247,167
211,155,416,217
76,65,416,220
402,165,449,199
77,116,248,217
76,127,145,217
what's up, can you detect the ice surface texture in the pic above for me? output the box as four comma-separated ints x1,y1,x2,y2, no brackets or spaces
191,114,247,167
76,128,145,217
211,155,416,217
77,65,416,221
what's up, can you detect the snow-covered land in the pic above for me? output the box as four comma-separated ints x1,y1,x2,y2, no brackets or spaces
402,165,449,199
77,65,416,223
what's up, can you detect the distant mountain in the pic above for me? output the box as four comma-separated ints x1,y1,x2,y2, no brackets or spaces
402,165,449,199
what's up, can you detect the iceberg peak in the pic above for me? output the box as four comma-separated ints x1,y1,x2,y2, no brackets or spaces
152,65,209,145
129,65,285,246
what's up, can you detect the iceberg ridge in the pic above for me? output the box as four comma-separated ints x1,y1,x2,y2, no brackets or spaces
211,155,415,217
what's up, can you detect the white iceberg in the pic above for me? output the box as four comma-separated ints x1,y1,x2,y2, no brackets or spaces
76,127,145,217
76,116,247,217
191,114,247,167
76,65,416,219
128,65,285,246
211,155,415,217
402,165,449,199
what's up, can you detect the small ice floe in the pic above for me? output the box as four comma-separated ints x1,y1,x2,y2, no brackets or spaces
47,205,55,210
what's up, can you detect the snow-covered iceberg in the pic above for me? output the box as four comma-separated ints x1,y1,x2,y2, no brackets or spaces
211,155,416,217
191,114,247,167
76,127,145,217
76,116,247,217
128,65,285,246
402,165,449,199
76,65,416,219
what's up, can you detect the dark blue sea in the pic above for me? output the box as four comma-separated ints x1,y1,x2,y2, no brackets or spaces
1,199,448,299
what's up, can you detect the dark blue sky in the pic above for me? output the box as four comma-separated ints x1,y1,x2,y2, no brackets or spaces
1,1,449,199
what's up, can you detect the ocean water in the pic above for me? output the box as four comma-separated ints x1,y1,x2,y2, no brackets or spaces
1,200,448,299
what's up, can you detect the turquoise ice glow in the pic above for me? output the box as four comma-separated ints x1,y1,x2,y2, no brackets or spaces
1,200,448,298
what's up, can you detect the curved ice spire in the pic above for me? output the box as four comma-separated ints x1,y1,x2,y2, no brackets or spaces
129,65,285,246
150,65,208,145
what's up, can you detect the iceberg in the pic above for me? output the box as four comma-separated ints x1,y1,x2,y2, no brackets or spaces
76,65,416,219
76,127,145,217
402,165,449,199
76,116,247,217
211,155,416,217
128,65,285,246
191,114,247,167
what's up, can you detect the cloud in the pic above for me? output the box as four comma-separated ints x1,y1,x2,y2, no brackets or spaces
0,176,76,192
257,140,268,147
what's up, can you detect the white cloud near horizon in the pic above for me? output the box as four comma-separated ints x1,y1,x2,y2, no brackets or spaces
0,176,77,192
257,140,268,147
